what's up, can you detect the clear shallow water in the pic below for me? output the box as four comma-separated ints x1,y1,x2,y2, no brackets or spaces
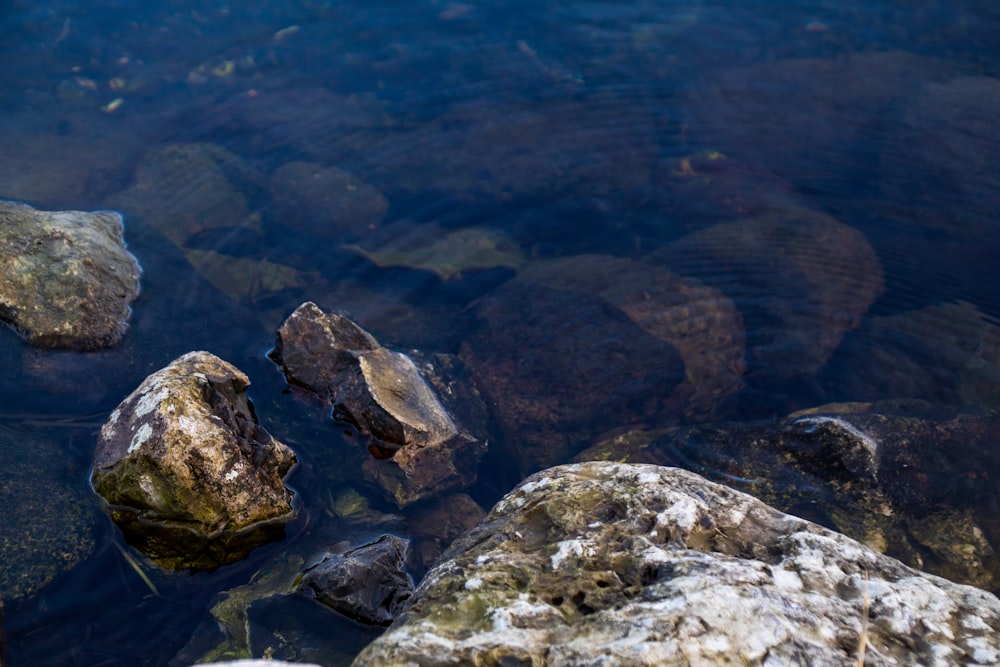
1,0,999,664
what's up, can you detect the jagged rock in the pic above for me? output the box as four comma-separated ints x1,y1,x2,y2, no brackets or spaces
0,200,141,350
270,161,388,239
353,462,1000,667
0,425,97,602
461,275,687,474
654,207,883,384
91,351,297,570
271,302,486,507
576,400,1000,591
297,534,414,626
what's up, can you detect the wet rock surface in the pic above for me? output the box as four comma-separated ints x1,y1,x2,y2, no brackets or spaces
91,351,297,570
0,425,98,602
353,462,1000,667
297,534,414,626
271,301,486,507
406,493,486,572
461,274,687,474
577,399,1000,591
0,200,141,350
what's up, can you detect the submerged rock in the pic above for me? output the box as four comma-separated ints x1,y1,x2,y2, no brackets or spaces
461,271,687,474
353,462,1000,667
654,207,883,384
0,425,97,601
0,200,141,350
576,400,1000,591
270,161,388,239
297,534,414,626
91,351,297,570
271,302,486,507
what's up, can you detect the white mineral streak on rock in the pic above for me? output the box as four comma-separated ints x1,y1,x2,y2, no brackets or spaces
127,422,153,454
352,462,1000,667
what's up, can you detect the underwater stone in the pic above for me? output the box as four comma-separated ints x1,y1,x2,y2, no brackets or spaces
92,351,297,570
270,161,388,239
0,200,141,350
353,462,1000,667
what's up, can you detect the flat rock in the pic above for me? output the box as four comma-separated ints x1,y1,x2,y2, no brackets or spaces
92,351,297,570
0,200,141,350
353,462,1000,667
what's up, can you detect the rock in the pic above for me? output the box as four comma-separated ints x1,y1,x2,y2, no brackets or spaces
110,142,266,249
91,351,297,570
880,76,1000,235
269,161,388,239
654,207,883,384
353,462,1000,667
297,534,414,626
271,302,486,507
0,200,141,350
517,255,745,420
575,400,1000,591
679,52,955,190
194,661,322,667
406,494,486,571
820,301,1000,408
0,425,97,602
461,274,687,474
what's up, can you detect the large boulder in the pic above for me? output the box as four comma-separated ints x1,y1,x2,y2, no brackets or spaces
353,462,1000,667
91,351,297,570
270,302,486,507
576,400,1000,591
0,200,141,350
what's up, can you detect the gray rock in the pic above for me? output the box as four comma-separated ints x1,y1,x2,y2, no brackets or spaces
576,400,1000,592
0,200,141,350
271,302,486,507
353,462,1000,667
297,534,414,626
91,351,297,570
194,661,321,667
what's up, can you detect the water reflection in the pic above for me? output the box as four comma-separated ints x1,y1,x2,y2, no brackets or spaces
1,0,999,664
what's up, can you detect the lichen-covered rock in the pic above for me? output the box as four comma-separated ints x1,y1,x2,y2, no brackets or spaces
91,351,297,570
297,534,414,626
0,200,141,350
576,400,1000,591
0,425,97,601
270,161,388,239
353,462,1000,667
271,302,486,507
461,275,687,474
654,207,883,383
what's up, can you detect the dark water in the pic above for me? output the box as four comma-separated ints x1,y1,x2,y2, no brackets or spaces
1,0,999,664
